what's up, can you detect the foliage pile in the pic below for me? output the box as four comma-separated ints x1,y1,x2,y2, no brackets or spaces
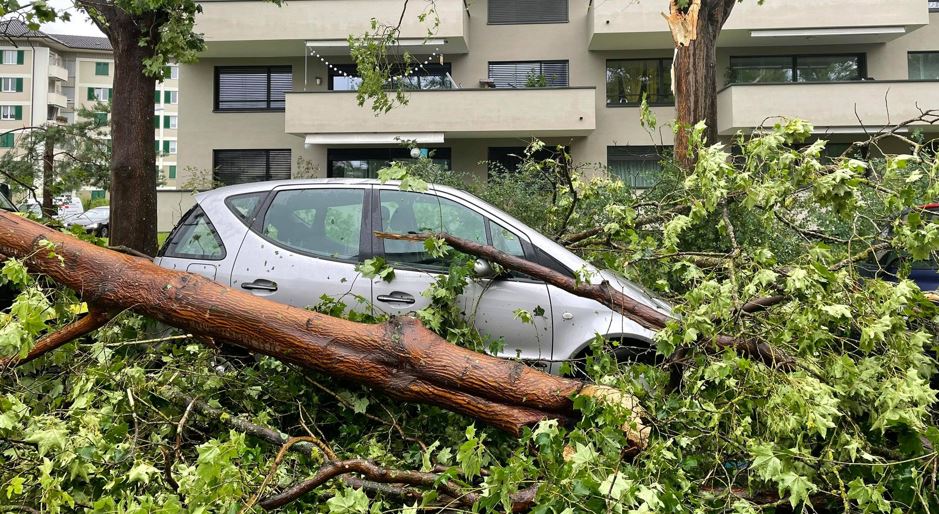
1,119,938,512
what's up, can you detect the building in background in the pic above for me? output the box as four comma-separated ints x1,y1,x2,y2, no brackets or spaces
0,19,182,193
177,0,939,190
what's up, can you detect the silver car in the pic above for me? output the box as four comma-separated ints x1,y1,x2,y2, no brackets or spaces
155,179,670,373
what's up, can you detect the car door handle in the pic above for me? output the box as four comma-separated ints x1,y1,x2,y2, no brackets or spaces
376,292,416,305
241,279,278,292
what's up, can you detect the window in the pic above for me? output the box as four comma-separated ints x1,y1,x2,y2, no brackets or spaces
168,165,177,179
213,149,292,186
164,65,179,80
0,105,21,121
0,50,23,65
930,0,939,11
380,190,486,268
164,90,178,105
487,145,567,175
327,148,451,178
155,90,162,104
607,58,674,106
164,115,178,129
329,63,451,91
262,188,365,260
163,140,177,154
728,55,865,83
490,220,525,258
162,206,226,260
88,87,111,102
488,61,568,88
0,77,21,93
225,192,267,225
215,66,292,111
95,62,109,76
909,52,939,80
0,133,14,148
608,146,666,189
488,0,568,24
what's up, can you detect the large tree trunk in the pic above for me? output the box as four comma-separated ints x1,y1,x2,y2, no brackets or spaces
0,212,648,446
105,14,158,255
666,0,737,169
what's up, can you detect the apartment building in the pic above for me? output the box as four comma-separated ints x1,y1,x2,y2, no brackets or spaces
178,0,939,188
0,20,182,191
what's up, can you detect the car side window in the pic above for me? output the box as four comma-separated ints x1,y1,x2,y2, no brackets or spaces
380,190,486,268
262,188,364,260
490,220,525,258
225,192,266,225
163,206,226,260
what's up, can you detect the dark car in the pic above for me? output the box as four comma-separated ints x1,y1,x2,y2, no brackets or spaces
863,204,938,297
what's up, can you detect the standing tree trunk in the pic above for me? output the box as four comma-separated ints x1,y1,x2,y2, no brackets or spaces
666,0,737,170
89,8,159,254
41,132,55,218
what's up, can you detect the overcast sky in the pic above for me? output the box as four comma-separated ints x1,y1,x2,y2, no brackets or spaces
40,0,104,37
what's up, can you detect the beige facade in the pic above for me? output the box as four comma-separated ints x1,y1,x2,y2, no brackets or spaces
177,0,939,187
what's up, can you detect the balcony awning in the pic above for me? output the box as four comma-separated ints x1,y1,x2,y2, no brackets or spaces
304,133,445,146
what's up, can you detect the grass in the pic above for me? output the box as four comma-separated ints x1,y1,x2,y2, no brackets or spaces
157,232,170,247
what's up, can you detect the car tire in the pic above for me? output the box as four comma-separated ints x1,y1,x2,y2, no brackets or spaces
98,225,109,238
568,338,657,378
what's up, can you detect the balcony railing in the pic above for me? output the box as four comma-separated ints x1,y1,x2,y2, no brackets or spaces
588,0,928,50
285,87,596,140
47,92,68,108
716,80,939,135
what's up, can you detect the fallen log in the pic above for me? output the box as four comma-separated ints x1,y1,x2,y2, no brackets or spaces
376,231,797,370
0,212,648,446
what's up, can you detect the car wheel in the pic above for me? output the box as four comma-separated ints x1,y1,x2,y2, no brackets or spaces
98,225,109,238
568,339,658,378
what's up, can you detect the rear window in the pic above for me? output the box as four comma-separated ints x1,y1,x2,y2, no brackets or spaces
225,192,266,225
161,206,226,260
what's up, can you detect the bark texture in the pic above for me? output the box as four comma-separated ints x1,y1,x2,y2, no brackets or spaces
666,0,738,169
0,213,648,445
87,6,159,255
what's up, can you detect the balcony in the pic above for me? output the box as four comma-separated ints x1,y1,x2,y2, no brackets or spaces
196,0,469,58
284,88,596,141
48,63,68,82
716,81,939,135
47,92,68,108
588,0,928,50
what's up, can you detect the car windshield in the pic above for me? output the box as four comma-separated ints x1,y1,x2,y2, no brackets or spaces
0,193,15,212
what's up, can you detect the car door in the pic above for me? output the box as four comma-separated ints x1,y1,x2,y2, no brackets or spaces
371,186,553,363
230,184,372,312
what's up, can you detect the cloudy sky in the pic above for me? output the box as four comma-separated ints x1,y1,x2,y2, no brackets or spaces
40,0,104,37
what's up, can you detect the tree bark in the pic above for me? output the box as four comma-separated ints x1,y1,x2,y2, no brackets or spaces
103,11,158,255
0,213,648,446
41,133,55,218
666,0,737,169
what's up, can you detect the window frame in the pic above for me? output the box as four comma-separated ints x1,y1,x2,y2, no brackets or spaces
1,50,18,64
605,57,675,107
607,146,667,189
249,186,371,264
727,53,867,84
487,0,569,25
487,60,570,88
0,105,15,120
0,77,15,92
212,149,293,186
214,65,292,112
95,61,110,76
908,51,939,80
327,147,452,178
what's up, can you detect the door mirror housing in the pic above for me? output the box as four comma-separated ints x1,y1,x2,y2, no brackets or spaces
473,259,497,279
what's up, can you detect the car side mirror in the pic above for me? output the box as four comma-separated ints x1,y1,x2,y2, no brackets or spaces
473,259,497,279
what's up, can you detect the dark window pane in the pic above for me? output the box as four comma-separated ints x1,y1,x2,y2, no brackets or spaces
488,0,568,24
216,66,292,110
796,55,861,82
729,56,793,83
327,148,451,178
606,59,673,105
909,52,939,80
487,146,567,175
608,146,665,189
329,63,452,91
262,189,364,260
213,149,292,186
488,61,569,88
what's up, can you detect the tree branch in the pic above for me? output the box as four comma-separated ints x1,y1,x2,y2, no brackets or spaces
1,308,114,369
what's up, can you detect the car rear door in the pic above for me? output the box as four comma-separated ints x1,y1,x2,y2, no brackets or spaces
370,185,553,363
230,184,372,312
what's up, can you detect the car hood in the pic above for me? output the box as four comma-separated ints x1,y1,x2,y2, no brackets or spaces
595,268,674,317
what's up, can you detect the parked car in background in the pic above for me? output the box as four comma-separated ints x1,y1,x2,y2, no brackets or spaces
863,203,938,297
17,194,85,222
17,200,42,217
155,179,673,373
67,206,110,237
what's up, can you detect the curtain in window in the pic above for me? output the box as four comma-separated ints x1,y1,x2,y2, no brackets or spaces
608,147,664,189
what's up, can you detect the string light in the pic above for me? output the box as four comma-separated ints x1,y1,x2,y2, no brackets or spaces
308,46,443,83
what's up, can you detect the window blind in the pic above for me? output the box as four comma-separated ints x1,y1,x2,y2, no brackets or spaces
213,149,292,186
488,0,568,24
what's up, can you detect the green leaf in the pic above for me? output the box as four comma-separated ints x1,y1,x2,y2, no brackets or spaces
127,462,160,485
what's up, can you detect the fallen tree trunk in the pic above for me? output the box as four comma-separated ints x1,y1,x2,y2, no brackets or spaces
0,212,647,446
377,231,797,371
